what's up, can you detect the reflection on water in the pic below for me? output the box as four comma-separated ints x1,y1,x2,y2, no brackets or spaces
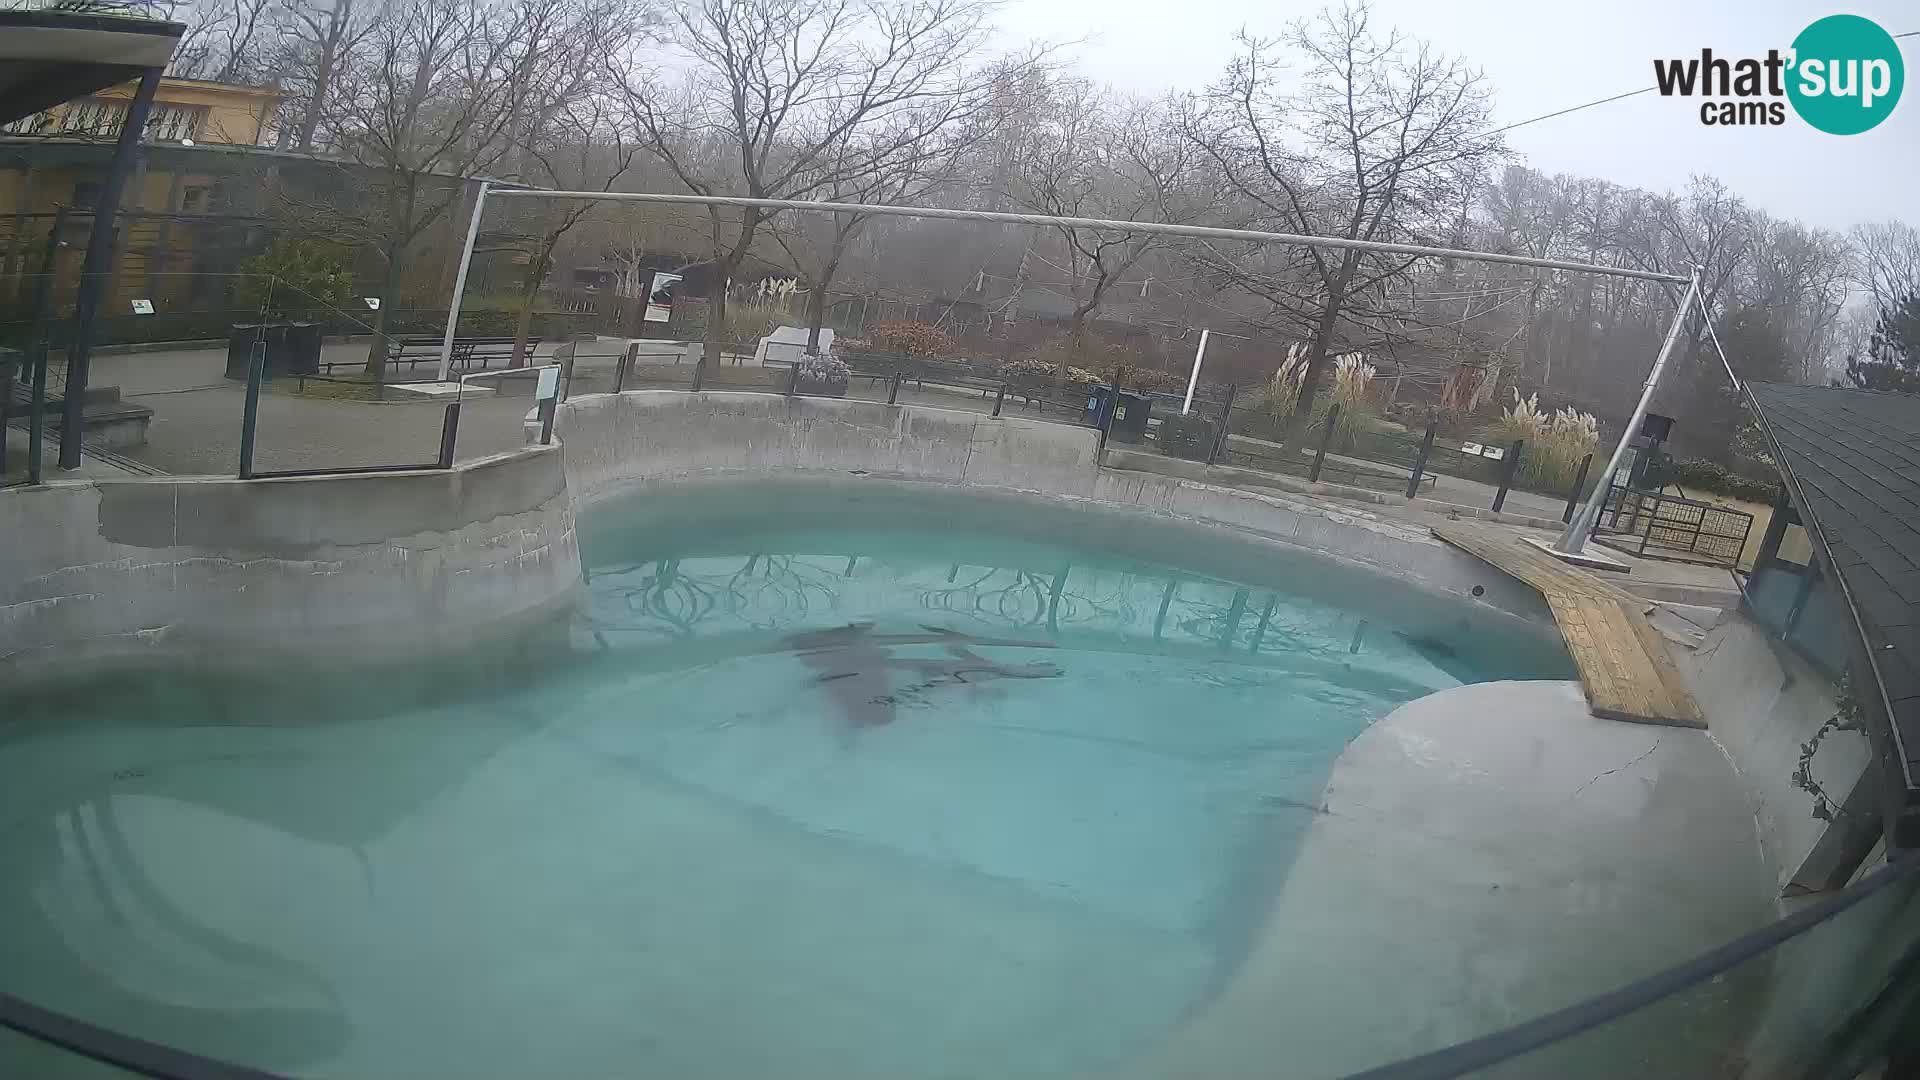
0,483,1573,1079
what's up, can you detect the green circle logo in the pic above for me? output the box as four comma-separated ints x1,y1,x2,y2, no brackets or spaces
1787,14,1904,135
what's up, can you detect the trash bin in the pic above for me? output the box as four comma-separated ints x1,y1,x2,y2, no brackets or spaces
225,321,322,379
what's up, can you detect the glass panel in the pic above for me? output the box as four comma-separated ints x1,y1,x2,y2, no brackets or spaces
0,1022,143,1079
1439,859,1920,1080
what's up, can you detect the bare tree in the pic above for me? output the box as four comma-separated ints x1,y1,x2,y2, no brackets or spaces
1189,1,1504,445
506,94,645,365
276,0,381,151
612,0,999,375
1853,220,1920,314
282,0,537,376
1016,85,1206,391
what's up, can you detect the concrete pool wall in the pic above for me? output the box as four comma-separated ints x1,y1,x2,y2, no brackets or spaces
0,445,579,681
556,391,1558,629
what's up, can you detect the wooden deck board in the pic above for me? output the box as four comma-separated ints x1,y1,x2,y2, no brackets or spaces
1432,523,1704,728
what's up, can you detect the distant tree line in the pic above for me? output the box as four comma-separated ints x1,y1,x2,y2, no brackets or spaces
151,0,1919,458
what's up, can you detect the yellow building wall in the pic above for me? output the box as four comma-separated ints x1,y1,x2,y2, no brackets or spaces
67,77,279,147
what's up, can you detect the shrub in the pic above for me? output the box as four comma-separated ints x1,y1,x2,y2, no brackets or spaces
1481,389,1600,493
719,301,786,347
1667,458,1779,502
1117,365,1186,393
1003,356,1098,387
867,321,954,356
233,238,354,322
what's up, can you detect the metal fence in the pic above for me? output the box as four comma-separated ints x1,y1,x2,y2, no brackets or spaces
1593,485,1754,568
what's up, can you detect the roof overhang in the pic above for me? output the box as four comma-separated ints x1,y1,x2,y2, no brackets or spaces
1745,382,1920,849
0,9,185,127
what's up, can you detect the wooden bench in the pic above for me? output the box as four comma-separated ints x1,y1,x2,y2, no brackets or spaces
320,336,542,375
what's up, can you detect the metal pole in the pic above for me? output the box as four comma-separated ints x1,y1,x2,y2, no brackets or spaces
614,342,634,393
992,382,1007,417
1310,403,1340,483
887,371,902,405
1406,420,1437,500
1181,328,1209,415
61,68,162,470
484,189,1691,285
1557,267,1702,554
1492,439,1524,513
785,361,800,397
436,180,490,383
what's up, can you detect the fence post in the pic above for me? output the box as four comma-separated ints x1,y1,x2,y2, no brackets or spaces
1208,383,1237,465
26,345,47,485
1310,403,1340,483
1563,453,1594,524
614,342,635,393
1406,419,1437,500
238,344,265,479
887,371,902,405
1492,438,1524,513
786,361,800,397
992,382,1007,417
437,400,462,468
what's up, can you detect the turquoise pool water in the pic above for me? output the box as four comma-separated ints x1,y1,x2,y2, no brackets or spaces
0,480,1572,1079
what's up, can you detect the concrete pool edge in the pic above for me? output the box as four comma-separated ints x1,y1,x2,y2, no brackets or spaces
0,444,581,683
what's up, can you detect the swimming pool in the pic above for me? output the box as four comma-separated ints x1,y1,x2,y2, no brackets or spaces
0,479,1573,1079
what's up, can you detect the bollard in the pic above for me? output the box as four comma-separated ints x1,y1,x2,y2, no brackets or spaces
437,400,462,468
1309,403,1340,483
614,342,635,393
1492,438,1524,513
1406,419,1437,499
992,382,1007,417
1563,453,1594,524
887,370,902,405
238,344,265,479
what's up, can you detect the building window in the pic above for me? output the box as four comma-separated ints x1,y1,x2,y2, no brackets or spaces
181,186,209,213
71,181,102,209
145,104,205,142
0,100,206,141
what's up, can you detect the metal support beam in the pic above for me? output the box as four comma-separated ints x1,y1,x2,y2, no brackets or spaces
59,66,161,470
482,189,1690,285
1557,267,1703,555
436,180,490,383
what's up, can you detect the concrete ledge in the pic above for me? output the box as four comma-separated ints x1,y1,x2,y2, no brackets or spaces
0,445,581,683
1134,680,1777,1079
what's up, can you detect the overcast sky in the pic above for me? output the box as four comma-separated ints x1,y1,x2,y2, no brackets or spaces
995,0,1916,233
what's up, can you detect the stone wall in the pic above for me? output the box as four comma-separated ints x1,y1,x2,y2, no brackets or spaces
0,446,580,681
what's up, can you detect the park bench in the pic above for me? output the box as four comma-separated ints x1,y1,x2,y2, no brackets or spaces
319,336,542,376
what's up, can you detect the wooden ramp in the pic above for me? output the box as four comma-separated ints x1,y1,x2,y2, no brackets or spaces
1432,523,1704,729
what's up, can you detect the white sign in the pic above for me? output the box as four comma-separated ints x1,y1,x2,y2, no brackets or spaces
363,297,382,310
130,299,154,315
535,366,559,401
645,272,680,323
